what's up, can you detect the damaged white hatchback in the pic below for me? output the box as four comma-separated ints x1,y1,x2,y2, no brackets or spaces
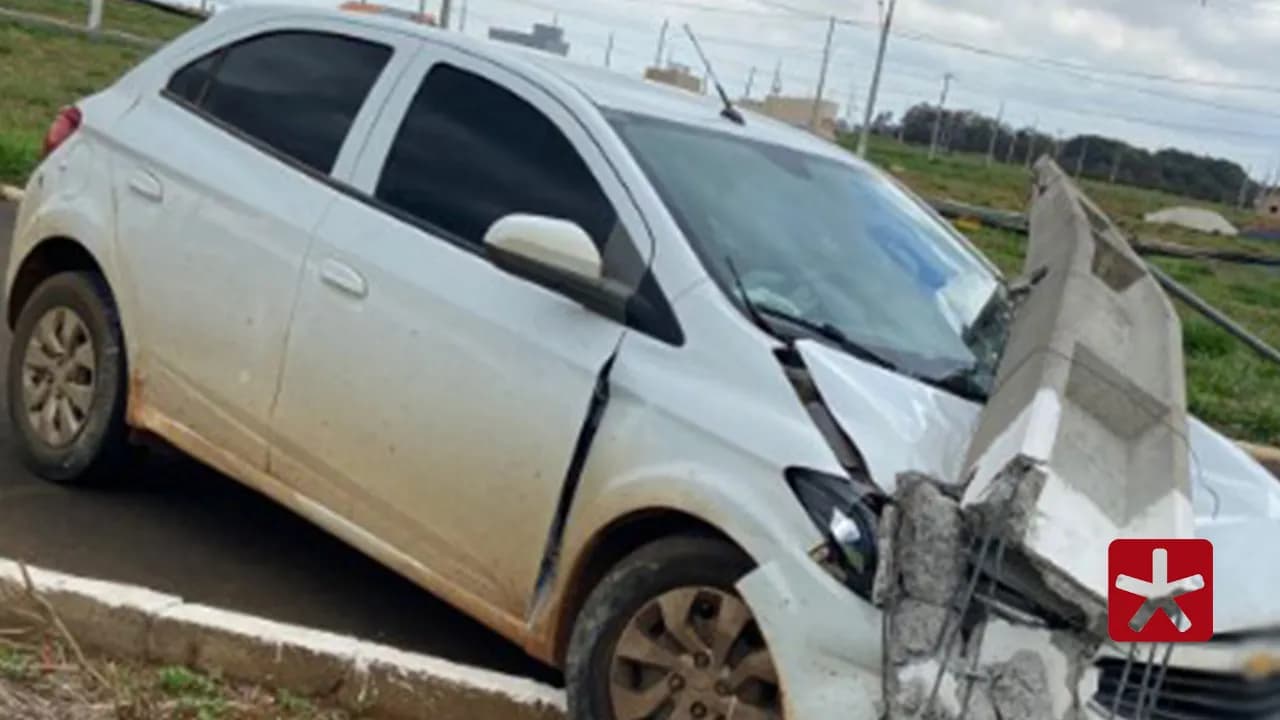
8,5,1280,719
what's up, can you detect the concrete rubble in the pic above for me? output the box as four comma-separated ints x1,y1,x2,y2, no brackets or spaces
880,159,1190,719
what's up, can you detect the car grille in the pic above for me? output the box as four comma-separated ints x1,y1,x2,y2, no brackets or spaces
1094,657,1280,719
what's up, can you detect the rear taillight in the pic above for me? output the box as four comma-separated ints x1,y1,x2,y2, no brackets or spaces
42,106,82,158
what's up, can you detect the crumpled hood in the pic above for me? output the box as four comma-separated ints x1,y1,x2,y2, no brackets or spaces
797,338,1280,634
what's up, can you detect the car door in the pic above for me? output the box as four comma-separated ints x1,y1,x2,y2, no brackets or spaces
269,49,654,622
110,20,417,469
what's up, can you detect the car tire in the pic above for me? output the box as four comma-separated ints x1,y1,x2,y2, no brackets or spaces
566,535,782,720
7,271,131,485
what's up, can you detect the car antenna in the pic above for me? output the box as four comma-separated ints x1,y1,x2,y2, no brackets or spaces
682,24,745,125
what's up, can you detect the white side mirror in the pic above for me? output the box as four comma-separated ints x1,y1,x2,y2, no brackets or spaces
483,214,602,282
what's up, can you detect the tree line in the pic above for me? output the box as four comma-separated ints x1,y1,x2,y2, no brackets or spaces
869,103,1260,207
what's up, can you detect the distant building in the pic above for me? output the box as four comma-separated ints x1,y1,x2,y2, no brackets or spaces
739,94,839,140
488,23,569,56
1257,189,1280,221
644,64,704,94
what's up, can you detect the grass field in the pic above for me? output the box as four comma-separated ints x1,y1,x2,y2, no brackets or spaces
1,4,1277,445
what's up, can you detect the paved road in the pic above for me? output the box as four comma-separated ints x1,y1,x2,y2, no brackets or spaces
0,202,558,685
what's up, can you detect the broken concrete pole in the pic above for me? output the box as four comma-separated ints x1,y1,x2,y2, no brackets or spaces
961,157,1192,609
881,473,1102,720
988,650,1053,720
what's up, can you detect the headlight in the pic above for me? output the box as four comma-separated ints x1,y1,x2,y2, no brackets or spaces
786,467,880,598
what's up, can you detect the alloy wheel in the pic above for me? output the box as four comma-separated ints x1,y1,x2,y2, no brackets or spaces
22,306,96,447
610,586,781,720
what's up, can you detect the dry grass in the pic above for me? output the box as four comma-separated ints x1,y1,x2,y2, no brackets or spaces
0,563,351,720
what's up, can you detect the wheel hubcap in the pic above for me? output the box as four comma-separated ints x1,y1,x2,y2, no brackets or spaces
22,307,96,448
610,586,781,720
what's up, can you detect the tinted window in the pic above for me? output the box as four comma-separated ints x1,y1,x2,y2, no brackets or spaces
376,64,618,250
184,32,391,173
167,51,220,104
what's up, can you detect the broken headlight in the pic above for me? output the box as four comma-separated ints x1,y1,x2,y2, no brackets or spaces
786,468,880,598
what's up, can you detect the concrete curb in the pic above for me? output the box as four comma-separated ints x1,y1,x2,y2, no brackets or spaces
0,184,23,202
0,559,566,720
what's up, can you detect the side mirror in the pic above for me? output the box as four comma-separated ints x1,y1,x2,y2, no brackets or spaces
483,214,602,283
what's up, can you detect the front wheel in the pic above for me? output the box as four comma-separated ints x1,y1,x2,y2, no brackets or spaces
566,536,783,720
7,271,130,485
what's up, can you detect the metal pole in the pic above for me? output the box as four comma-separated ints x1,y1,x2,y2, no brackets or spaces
811,17,836,132
1148,263,1280,367
985,101,1004,167
856,0,896,157
1075,136,1089,178
744,66,757,99
655,19,669,68
928,72,953,161
87,0,103,31
605,32,614,68
438,0,451,29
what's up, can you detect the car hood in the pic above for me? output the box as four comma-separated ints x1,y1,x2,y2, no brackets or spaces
796,338,1280,634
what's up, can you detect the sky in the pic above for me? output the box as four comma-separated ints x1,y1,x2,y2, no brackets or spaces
229,0,1280,180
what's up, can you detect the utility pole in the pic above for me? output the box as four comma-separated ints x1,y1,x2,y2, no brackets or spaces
844,77,859,125
928,72,955,161
1005,128,1018,165
438,0,451,29
87,0,103,30
1075,136,1089,178
770,60,783,96
744,66,757,99
1024,119,1039,168
857,0,897,157
458,0,467,32
1237,167,1252,209
811,17,837,133
1109,145,1123,183
985,101,1004,167
655,19,669,68
605,32,614,68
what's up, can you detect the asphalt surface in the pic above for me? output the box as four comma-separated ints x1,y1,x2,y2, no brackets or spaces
0,201,558,685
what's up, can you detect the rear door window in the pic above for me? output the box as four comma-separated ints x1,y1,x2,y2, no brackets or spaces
166,32,391,174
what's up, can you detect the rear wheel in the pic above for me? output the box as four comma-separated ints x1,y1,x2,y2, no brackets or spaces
7,271,130,485
566,536,783,720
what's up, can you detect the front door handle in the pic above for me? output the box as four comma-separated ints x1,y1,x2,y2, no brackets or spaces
319,258,367,299
127,169,163,202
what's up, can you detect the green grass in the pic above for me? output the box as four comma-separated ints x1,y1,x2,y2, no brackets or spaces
0,18,152,183
2,0,198,39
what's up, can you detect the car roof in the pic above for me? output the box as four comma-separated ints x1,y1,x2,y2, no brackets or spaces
224,4,860,164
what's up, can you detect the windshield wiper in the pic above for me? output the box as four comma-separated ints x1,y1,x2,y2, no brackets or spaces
755,306,900,372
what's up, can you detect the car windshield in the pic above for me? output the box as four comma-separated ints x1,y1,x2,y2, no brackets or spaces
609,111,1009,399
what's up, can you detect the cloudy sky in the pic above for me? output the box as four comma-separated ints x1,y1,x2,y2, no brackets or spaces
241,0,1280,179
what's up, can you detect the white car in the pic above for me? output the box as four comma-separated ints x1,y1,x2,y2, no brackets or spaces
7,5,1280,719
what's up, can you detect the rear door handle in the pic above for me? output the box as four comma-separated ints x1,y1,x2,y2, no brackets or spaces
127,169,163,202
319,258,367,299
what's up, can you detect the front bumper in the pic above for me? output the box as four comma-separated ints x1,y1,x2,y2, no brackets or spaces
737,557,884,718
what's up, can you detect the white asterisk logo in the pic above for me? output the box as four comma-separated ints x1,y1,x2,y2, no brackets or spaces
1114,548,1206,633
